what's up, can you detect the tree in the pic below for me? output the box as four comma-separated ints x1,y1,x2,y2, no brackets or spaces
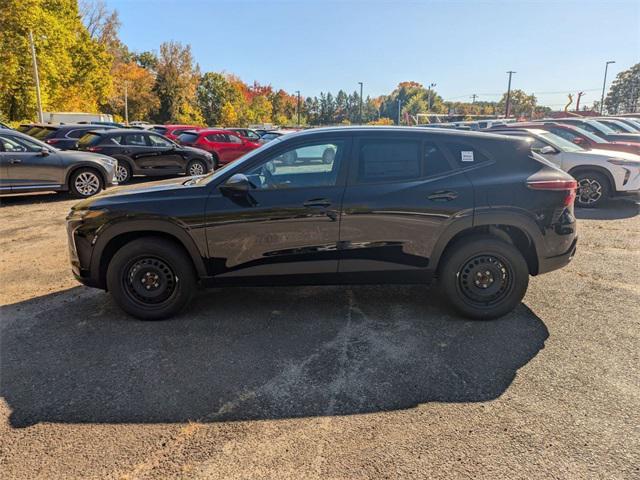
154,41,202,123
497,89,537,118
0,0,113,121
197,72,235,126
605,63,640,114
108,61,159,121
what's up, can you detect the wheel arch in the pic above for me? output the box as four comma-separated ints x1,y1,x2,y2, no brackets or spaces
65,163,108,190
567,165,615,194
91,220,208,289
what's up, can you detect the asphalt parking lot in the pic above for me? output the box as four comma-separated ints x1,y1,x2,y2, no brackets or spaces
0,192,638,479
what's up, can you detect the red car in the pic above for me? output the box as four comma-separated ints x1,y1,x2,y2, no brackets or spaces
493,122,640,156
151,124,203,141
175,129,260,167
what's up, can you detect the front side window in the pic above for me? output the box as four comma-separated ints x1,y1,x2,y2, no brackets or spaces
227,134,242,144
0,135,28,152
148,134,173,147
245,141,345,190
1,135,45,152
549,128,579,143
357,139,420,183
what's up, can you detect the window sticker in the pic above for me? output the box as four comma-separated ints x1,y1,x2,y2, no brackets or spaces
461,150,474,162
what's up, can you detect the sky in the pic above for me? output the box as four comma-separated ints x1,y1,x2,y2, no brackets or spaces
105,0,639,108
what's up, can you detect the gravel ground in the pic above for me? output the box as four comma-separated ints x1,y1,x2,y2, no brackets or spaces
0,192,638,479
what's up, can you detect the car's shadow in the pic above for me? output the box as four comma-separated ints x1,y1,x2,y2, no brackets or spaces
575,197,640,220
0,285,548,428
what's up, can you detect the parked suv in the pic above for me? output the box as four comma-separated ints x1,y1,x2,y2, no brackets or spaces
67,127,577,320
176,129,260,167
150,124,203,141
77,129,214,184
1,130,115,197
492,128,640,207
27,124,116,150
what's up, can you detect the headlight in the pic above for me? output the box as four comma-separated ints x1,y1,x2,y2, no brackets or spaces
607,159,640,167
68,208,108,221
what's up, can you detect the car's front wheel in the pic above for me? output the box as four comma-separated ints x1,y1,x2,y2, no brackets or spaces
69,168,103,197
106,237,196,320
574,171,610,208
438,235,529,320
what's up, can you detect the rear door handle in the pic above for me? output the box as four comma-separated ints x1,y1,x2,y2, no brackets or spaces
304,198,332,208
9,159,22,164
428,190,458,201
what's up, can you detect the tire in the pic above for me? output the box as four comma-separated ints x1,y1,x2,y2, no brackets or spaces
114,160,132,184
574,171,610,208
106,237,196,320
69,168,104,197
186,159,207,176
211,153,219,170
438,235,529,320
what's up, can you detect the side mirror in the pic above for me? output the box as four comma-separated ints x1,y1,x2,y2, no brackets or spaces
539,145,557,155
573,137,585,145
220,173,251,195
40,147,50,156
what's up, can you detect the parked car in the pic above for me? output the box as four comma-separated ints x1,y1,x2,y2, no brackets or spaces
492,127,640,207
490,121,640,155
258,129,297,143
0,130,115,197
593,118,640,133
76,129,214,184
548,118,640,143
609,117,640,131
0,121,11,129
226,128,262,142
176,129,260,167
67,126,577,321
150,124,203,141
22,124,116,150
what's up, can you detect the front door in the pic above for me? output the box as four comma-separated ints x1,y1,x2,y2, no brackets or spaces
204,137,351,283
1,134,62,189
338,134,474,283
146,133,184,172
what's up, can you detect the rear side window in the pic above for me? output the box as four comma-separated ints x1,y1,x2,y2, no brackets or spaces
66,129,91,139
177,132,199,143
206,133,228,142
424,142,452,176
358,139,420,183
445,142,491,167
125,133,148,146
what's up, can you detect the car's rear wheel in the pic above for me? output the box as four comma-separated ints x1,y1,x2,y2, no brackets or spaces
69,168,103,197
574,171,610,208
115,161,132,184
438,235,529,320
187,159,207,176
106,237,196,320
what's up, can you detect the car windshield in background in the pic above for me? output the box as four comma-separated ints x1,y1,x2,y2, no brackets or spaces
261,133,281,141
589,121,617,135
151,126,167,135
539,131,585,152
78,132,103,147
177,132,200,143
573,126,607,143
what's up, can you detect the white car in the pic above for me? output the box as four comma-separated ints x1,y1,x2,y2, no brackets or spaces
496,128,640,207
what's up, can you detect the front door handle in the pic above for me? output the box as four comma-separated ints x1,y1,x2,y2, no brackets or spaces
304,198,332,208
428,190,458,201
9,159,22,164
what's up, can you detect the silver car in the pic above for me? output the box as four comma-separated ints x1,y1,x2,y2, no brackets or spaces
0,130,116,197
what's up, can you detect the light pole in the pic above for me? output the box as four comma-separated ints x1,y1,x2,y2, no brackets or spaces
427,82,436,111
397,98,402,125
358,82,363,124
124,81,129,125
505,71,516,118
600,60,615,115
29,30,43,123
295,90,301,126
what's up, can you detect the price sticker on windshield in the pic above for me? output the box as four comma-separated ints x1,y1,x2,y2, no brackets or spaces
461,151,474,162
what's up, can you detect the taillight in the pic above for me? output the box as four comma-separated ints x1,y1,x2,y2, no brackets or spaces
46,138,61,144
87,146,102,152
527,179,577,207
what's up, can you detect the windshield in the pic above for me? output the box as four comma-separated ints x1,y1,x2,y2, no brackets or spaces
587,120,617,135
198,138,281,185
537,131,585,152
573,126,607,143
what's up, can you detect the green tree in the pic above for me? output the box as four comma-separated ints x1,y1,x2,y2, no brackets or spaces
197,72,238,126
605,63,640,114
154,41,202,123
0,0,112,121
497,89,537,118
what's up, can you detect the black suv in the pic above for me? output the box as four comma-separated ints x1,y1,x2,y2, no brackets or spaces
28,124,117,150
67,127,578,320
76,129,215,184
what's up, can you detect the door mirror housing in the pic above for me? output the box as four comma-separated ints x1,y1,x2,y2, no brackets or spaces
220,173,251,195
40,147,50,156
539,145,557,155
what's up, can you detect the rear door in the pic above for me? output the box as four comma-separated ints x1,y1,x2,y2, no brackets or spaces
338,133,474,282
123,132,155,170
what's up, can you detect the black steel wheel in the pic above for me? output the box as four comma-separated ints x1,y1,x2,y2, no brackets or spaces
438,235,529,320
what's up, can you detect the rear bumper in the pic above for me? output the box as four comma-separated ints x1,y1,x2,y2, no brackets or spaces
537,237,577,274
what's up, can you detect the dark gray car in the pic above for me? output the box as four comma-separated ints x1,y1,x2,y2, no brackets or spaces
0,130,116,197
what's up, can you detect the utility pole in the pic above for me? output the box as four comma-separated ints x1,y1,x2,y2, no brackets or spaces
575,91,585,112
29,30,43,123
600,60,615,115
505,71,516,118
471,94,477,104
124,81,129,125
427,82,436,111
295,90,301,126
358,82,363,124
397,98,402,125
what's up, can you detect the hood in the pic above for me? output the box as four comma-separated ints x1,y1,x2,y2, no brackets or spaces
71,175,202,210
585,149,640,163
60,150,115,165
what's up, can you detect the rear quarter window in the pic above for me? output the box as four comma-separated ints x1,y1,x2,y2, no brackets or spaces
78,133,103,147
445,142,492,167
